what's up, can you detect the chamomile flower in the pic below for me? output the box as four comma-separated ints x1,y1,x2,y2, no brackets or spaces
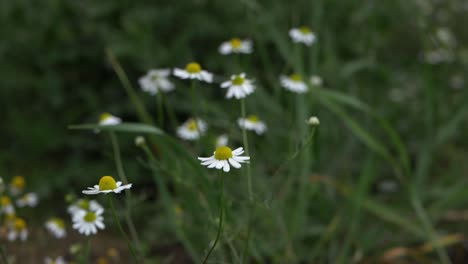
45,218,67,238
82,176,132,195
99,113,122,126
139,69,175,95
238,115,267,135
310,75,323,87
198,146,250,172
1,195,15,215
7,217,28,241
215,134,229,148
9,175,25,196
16,192,39,207
219,38,253,55
72,208,105,236
173,62,213,83
45,256,67,264
68,199,103,215
177,118,207,141
306,116,320,126
289,26,316,46
220,73,255,99
280,74,308,93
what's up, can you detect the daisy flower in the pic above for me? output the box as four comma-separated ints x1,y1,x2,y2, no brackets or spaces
99,113,122,126
72,208,105,236
220,73,255,99
68,199,103,215
173,62,213,83
215,134,229,148
45,218,67,238
139,69,175,95
289,26,316,46
310,75,323,87
219,38,253,55
82,176,132,195
198,146,250,172
1,195,15,215
177,118,207,141
238,115,267,135
45,256,67,264
16,192,39,207
280,74,308,93
7,217,28,241
9,175,25,196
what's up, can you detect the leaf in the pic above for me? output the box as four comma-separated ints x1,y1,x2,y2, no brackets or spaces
68,123,164,135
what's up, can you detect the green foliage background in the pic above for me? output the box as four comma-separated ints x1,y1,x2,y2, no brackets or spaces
1,0,468,262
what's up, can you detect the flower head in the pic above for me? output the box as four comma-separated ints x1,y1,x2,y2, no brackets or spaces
45,218,66,239
306,116,320,126
82,176,132,195
68,199,103,214
99,113,122,126
289,26,316,46
134,136,146,147
177,118,207,141
10,175,25,195
280,74,308,93
238,115,267,135
173,62,213,83
220,73,255,99
219,38,253,55
310,75,323,87
7,217,28,241
17,192,39,207
72,208,105,236
1,195,15,215
198,146,250,172
45,256,67,264
139,69,175,95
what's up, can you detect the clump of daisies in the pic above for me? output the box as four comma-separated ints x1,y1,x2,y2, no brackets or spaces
173,62,213,83
198,146,250,172
238,115,267,135
289,26,316,46
221,73,255,99
67,197,105,236
177,118,207,141
139,69,175,95
219,38,253,55
280,73,308,93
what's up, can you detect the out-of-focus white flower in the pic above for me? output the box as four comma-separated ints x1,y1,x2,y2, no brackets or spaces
435,27,456,47
7,217,28,241
82,176,132,195
98,113,122,126
173,62,213,83
215,134,229,148
139,69,175,95
9,175,25,196
177,118,207,141
1,195,15,215
424,49,454,64
45,218,66,239
280,74,308,93
450,74,464,89
134,136,146,147
220,73,255,99
310,75,323,87
289,26,316,46
72,209,105,236
16,192,39,207
68,199,103,215
238,115,267,135
45,256,67,264
198,146,250,172
306,116,320,126
219,38,253,55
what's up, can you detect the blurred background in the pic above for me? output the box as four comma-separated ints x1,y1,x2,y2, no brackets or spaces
1,0,468,263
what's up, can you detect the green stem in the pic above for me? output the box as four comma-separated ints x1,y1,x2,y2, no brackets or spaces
109,132,142,257
240,99,252,201
108,195,139,263
202,172,225,264
0,245,9,264
156,92,164,128
82,237,91,264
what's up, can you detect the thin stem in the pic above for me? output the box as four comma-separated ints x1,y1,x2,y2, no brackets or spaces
108,195,139,262
156,92,164,128
82,237,91,264
109,131,142,257
202,172,225,264
240,99,252,201
0,245,9,264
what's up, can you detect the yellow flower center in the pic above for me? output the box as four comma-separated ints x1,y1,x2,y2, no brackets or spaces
299,26,311,34
84,211,97,222
1,196,11,206
12,176,25,189
96,257,109,264
247,115,259,123
78,199,90,210
99,112,112,122
185,62,201,73
98,176,117,191
290,74,302,82
52,218,65,228
214,146,233,160
232,75,245,85
187,119,198,131
14,218,26,230
230,38,242,49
